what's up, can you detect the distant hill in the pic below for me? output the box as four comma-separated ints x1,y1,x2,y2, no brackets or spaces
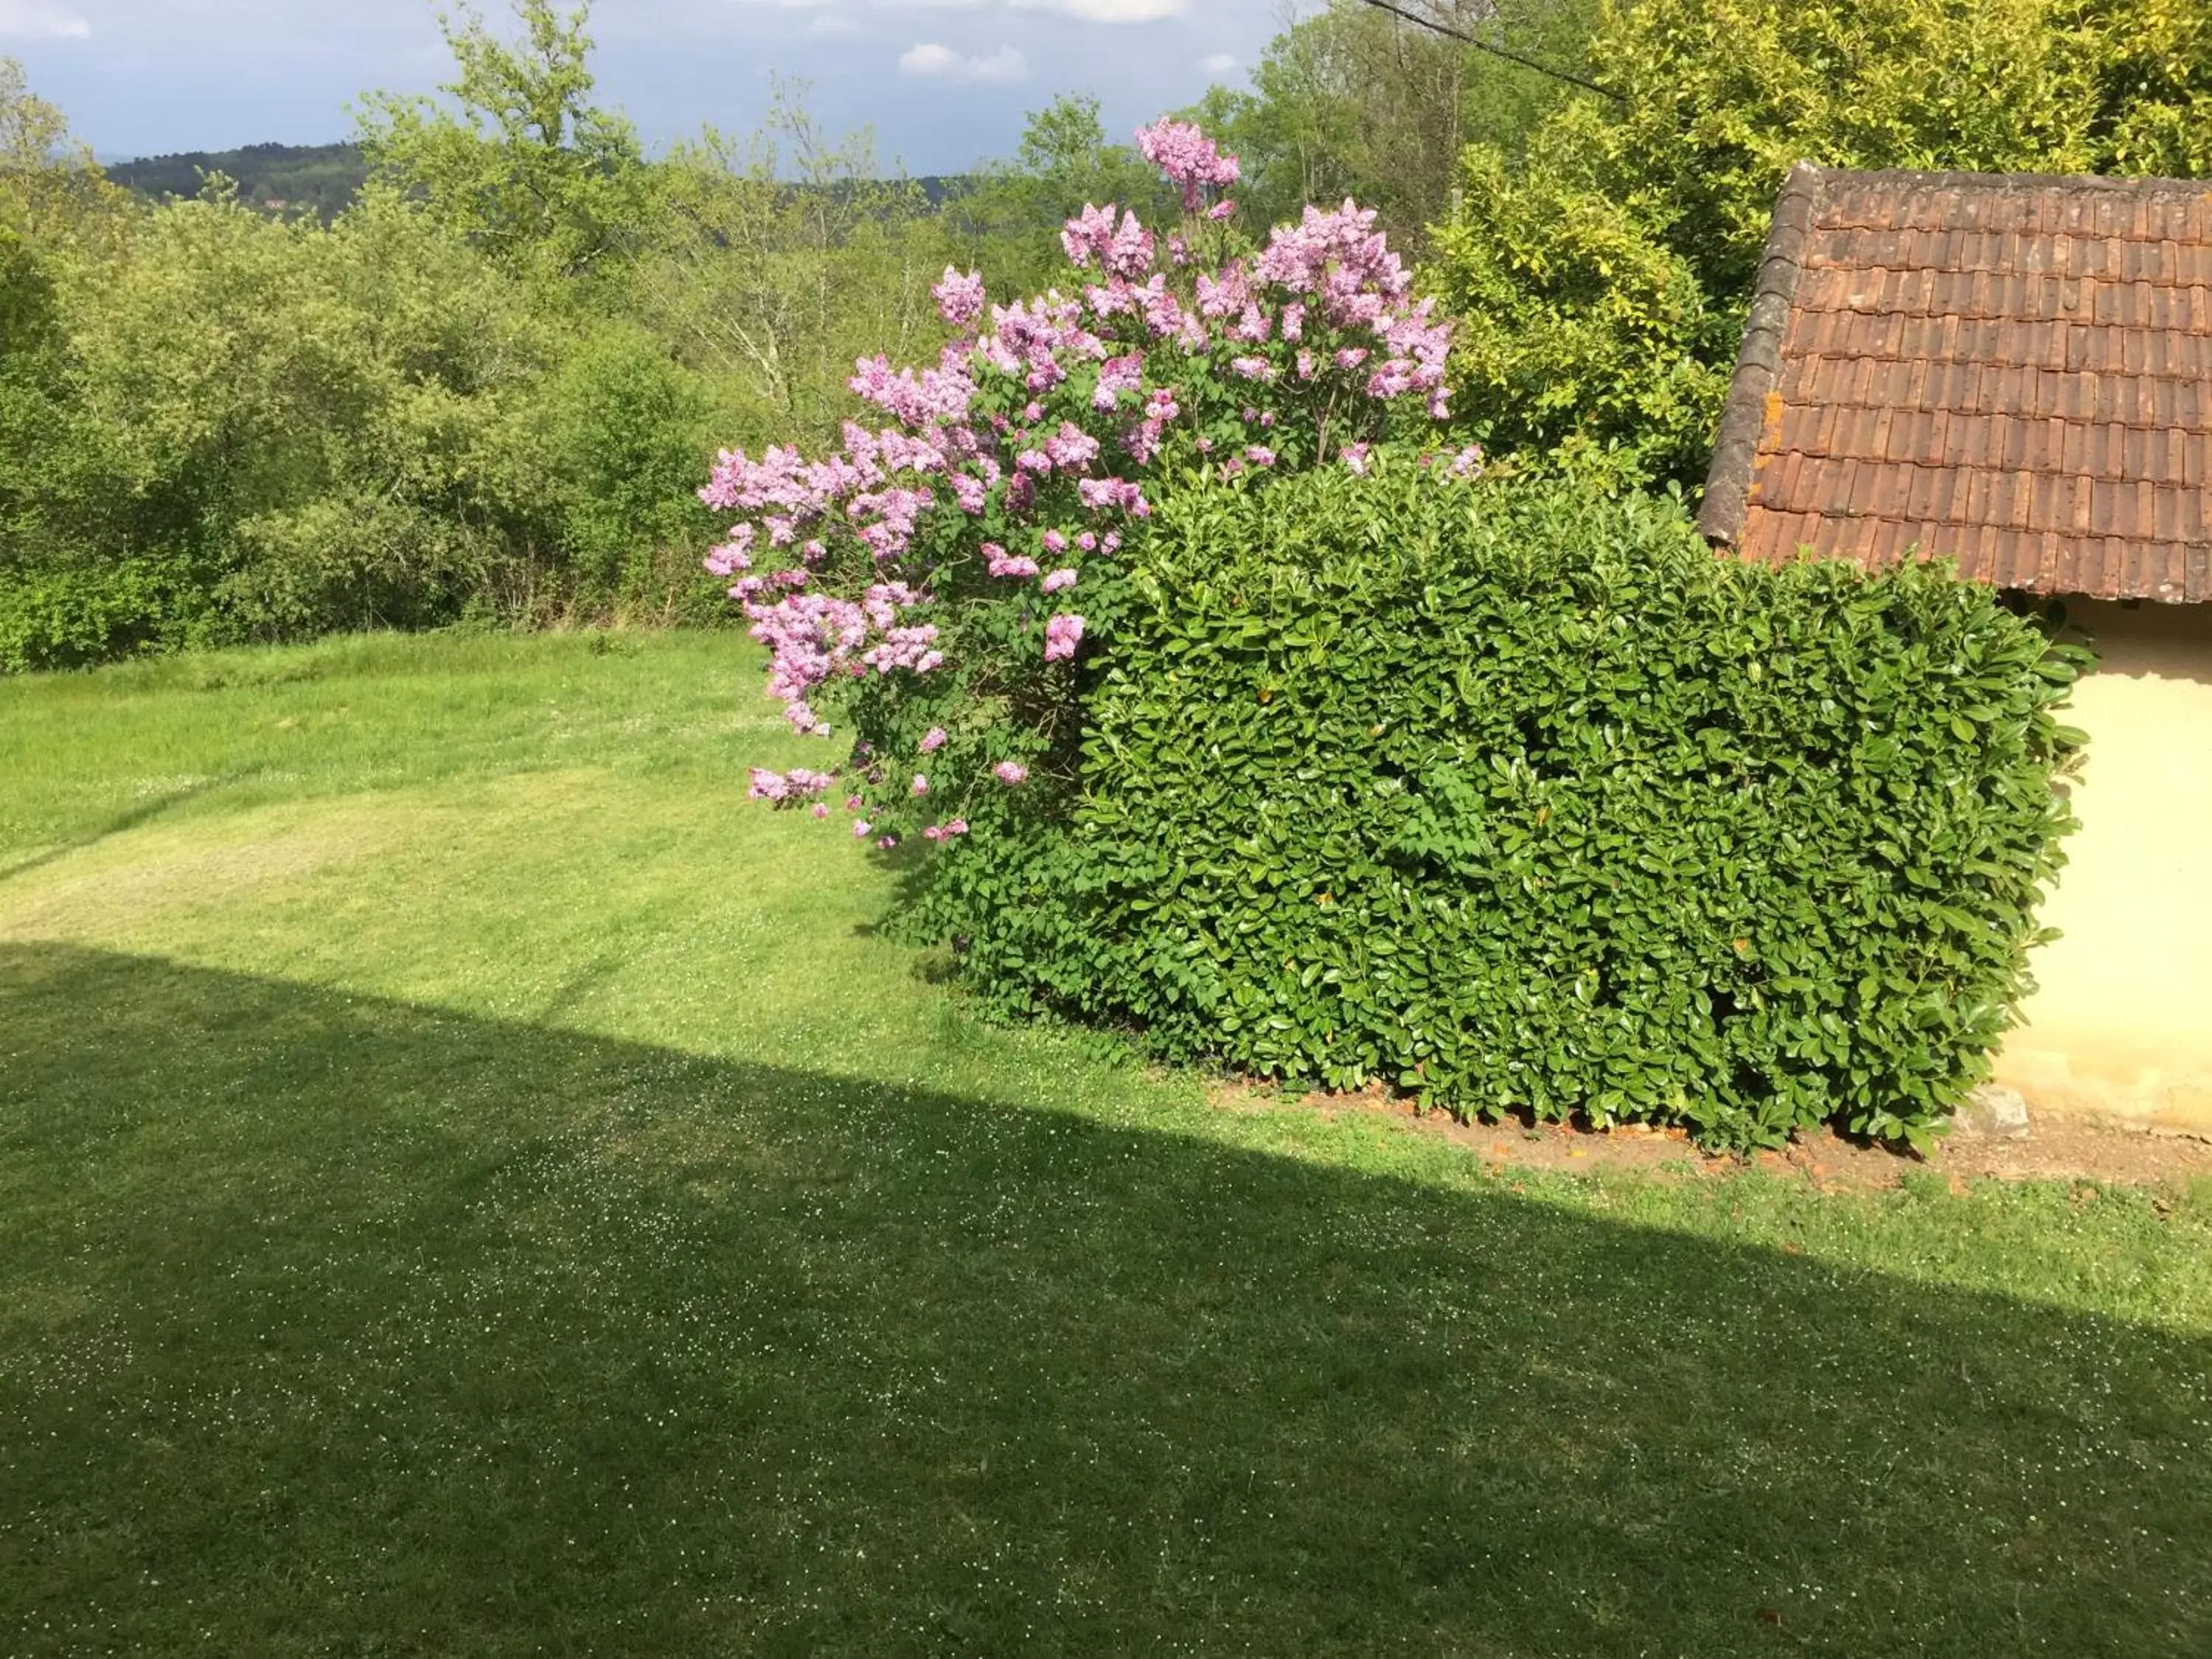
102,142,982,224
105,142,367,221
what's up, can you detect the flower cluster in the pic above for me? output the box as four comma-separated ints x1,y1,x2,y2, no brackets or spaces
706,116,1460,853
1136,118,1240,215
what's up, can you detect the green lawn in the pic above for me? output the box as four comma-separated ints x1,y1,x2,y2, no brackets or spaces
2,630,2208,1656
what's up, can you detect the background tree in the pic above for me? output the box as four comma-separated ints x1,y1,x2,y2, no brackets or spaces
1201,0,1600,248
355,0,655,284
938,94,1174,293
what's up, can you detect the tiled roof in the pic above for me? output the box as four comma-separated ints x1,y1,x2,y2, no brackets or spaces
1699,165,2212,601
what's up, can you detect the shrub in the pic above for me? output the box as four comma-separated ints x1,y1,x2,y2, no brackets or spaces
924,467,2084,1152
534,324,721,616
711,118,1459,854
0,554,207,673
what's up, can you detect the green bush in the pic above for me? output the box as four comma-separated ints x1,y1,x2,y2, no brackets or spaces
932,470,2083,1150
0,555,207,672
532,324,722,619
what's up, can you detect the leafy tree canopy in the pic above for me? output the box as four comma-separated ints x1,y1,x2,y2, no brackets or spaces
355,0,653,282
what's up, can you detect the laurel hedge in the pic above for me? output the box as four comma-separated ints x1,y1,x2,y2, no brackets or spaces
932,468,2085,1150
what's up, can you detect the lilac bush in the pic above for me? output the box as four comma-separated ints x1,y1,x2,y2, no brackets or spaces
706,118,1466,849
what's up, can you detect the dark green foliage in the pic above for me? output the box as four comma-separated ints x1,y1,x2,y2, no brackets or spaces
0,554,208,673
535,325,724,618
932,470,2083,1150
102,142,368,221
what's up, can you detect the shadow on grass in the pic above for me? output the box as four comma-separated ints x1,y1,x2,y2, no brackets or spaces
0,941,2205,1658
0,779,229,887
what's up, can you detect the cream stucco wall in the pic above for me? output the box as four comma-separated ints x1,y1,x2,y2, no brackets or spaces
1992,598,2212,1132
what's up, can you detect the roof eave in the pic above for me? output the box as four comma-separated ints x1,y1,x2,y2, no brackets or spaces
1699,161,1822,546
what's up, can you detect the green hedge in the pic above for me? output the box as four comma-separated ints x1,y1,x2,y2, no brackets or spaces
942,470,2084,1150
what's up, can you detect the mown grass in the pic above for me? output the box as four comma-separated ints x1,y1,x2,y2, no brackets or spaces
2,630,2208,1657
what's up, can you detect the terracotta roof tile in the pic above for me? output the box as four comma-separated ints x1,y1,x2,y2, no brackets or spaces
1705,168,2212,599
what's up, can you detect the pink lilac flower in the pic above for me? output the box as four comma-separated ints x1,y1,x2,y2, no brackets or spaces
1078,477,1149,515
1135,117,1241,213
933,266,986,328
1059,203,1116,268
994,761,1029,785
1244,445,1276,467
1042,529,1068,554
1077,532,1097,552
1043,613,1086,661
1138,277,1189,341
920,726,947,753
705,522,756,575
877,835,899,850
912,774,930,796
1195,265,1251,319
847,355,975,428
1086,279,1138,319
1207,199,1237,221
945,818,968,835
813,802,829,818
1102,532,1121,554
1341,442,1372,475
1092,353,1144,410
1229,355,1273,381
1042,567,1078,594
1045,422,1102,470
860,622,945,675
853,818,872,838
987,547,1041,579
1448,444,1484,476
1065,206,1155,281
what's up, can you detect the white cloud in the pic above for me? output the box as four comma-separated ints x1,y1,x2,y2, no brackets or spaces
1198,51,1237,74
0,0,91,39
1009,0,1189,21
898,40,1027,82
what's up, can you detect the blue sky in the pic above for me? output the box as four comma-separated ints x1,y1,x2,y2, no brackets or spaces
1,0,1287,173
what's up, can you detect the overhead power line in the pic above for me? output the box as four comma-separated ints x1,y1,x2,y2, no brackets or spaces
1354,0,1627,103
